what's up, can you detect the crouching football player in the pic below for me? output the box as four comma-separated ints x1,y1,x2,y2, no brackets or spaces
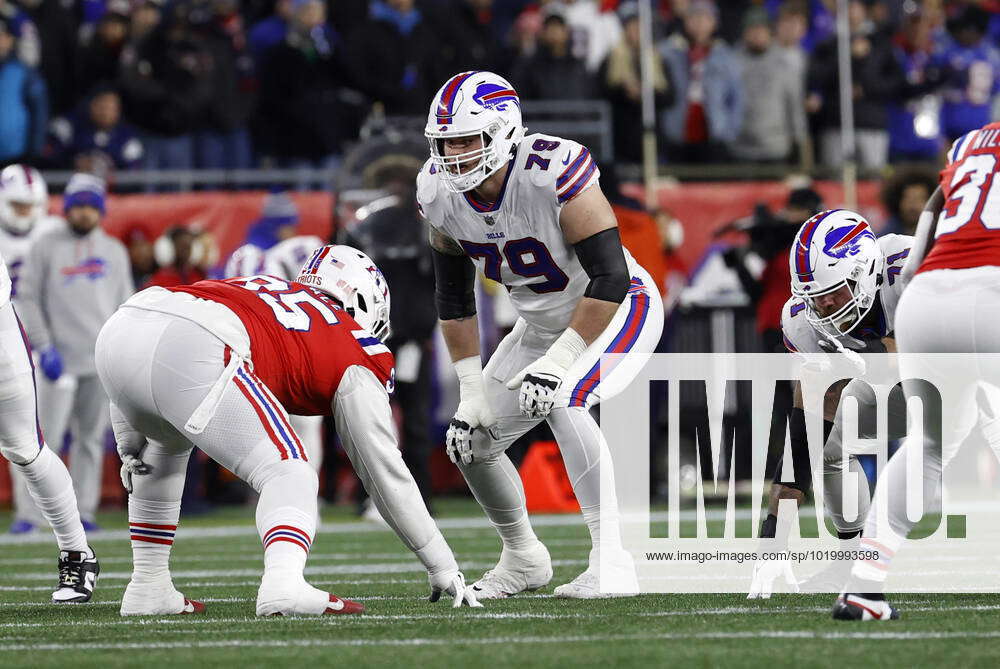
95,245,480,616
750,210,911,598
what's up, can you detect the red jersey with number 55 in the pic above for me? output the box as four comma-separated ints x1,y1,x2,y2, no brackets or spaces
920,122,1000,273
168,275,395,415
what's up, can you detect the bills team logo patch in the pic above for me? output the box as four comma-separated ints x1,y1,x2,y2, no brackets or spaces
472,82,519,112
823,222,875,259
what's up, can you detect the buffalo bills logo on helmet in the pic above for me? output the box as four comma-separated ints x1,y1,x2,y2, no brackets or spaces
822,222,876,260
472,82,520,112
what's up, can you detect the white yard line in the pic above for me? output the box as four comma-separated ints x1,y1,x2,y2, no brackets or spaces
2,559,588,583
0,509,767,546
5,627,1000,652
0,603,998,631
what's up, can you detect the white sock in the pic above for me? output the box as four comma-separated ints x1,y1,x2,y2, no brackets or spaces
459,454,539,552
18,447,88,552
254,461,318,578
549,406,624,556
129,497,180,584
126,442,190,586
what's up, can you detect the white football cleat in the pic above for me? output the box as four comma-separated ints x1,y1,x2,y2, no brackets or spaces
120,578,205,616
554,548,639,599
470,542,552,599
256,570,363,616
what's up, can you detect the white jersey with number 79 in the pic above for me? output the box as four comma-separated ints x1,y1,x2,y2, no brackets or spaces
417,133,642,333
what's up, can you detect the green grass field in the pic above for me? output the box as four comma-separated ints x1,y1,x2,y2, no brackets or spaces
1,499,999,668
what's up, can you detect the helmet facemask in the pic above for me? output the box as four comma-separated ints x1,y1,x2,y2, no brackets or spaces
345,289,392,342
427,119,520,193
0,198,42,236
794,256,881,341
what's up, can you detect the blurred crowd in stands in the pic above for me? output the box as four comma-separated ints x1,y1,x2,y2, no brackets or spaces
1,0,998,180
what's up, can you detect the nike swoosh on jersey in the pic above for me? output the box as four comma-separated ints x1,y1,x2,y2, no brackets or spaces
561,151,572,165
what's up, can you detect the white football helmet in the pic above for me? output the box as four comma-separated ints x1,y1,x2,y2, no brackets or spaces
0,164,48,235
424,71,525,193
297,244,391,341
790,209,883,339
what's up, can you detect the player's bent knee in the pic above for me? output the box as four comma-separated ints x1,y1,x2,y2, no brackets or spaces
1,438,41,466
247,458,318,494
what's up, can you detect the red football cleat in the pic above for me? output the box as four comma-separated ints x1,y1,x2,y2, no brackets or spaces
324,594,364,615
181,598,206,614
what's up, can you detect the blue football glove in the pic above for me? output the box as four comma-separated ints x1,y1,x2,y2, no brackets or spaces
39,347,63,381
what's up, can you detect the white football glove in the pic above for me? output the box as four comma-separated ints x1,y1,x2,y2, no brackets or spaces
429,570,483,608
110,402,150,494
747,559,800,599
506,328,587,419
506,356,566,419
446,357,497,465
119,454,151,494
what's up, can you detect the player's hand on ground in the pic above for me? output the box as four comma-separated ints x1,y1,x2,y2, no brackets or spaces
446,396,496,466
506,355,567,419
747,559,800,599
429,570,483,608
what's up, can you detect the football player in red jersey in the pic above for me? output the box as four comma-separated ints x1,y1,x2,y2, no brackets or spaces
95,245,480,616
833,122,1000,621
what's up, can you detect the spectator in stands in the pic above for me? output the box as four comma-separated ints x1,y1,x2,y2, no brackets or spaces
659,0,742,163
511,5,593,101
129,0,163,44
46,86,144,172
599,1,671,164
190,0,254,170
118,1,215,172
933,5,1000,142
733,8,811,166
881,165,938,236
774,2,808,84
344,0,442,116
124,225,157,287
888,5,943,163
807,0,904,169
75,1,130,102
146,225,208,287
19,0,77,115
563,0,621,73
432,0,502,75
258,0,353,167
765,0,835,53
0,0,40,67
248,0,295,63
0,15,47,164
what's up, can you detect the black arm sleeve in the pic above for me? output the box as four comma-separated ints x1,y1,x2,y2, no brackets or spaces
432,247,477,320
572,227,630,304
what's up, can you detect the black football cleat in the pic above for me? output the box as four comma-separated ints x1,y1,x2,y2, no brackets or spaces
52,547,100,603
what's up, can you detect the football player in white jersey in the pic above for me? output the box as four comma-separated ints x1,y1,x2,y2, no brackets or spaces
0,165,61,534
748,209,914,599
0,165,99,602
418,71,664,598
223,234,327,471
